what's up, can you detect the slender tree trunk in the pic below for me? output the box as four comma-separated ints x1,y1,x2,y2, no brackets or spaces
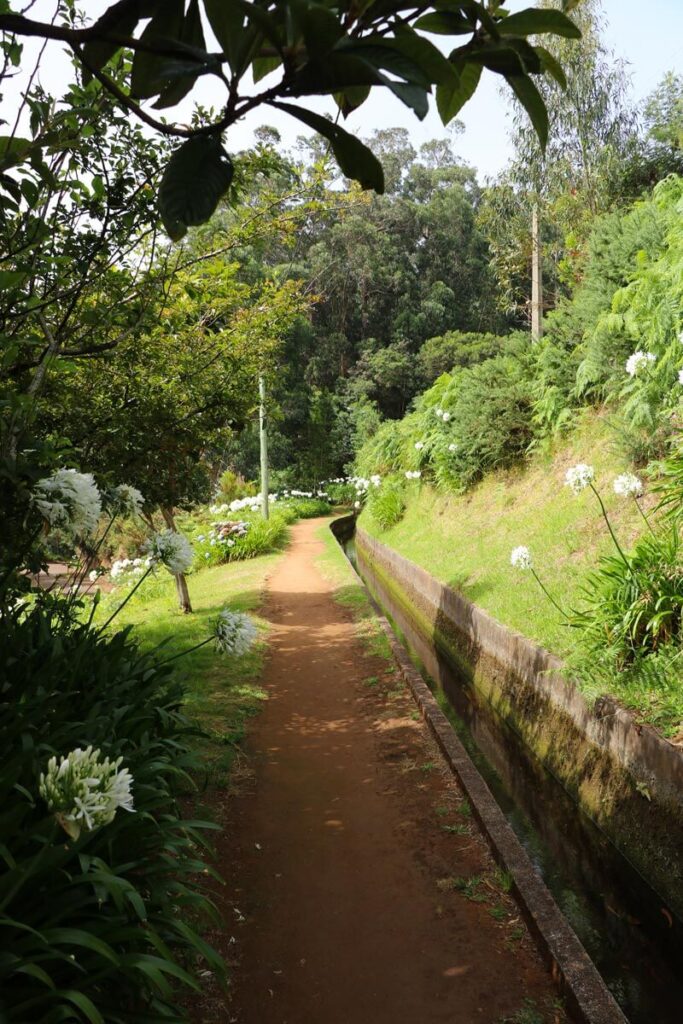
531,202,543,342
161,507,193,614
259,375,269,521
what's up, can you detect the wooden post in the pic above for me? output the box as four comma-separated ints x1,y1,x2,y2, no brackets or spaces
531,202,543,342
259,375,269,520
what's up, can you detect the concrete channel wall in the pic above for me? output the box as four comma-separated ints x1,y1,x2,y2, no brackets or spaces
355,526,683,921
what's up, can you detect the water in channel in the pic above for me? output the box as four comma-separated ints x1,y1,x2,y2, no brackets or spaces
336,524,683,1024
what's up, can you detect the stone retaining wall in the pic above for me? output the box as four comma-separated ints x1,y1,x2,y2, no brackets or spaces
355,526,683,920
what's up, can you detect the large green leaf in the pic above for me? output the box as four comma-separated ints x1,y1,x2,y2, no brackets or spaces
436,61,482,125
159,135,234,241
130,0,185,99
81,0,161,75
153,0,208,109
272,102,384,193
505,72,549,149
413,11,475,35
498,7,581,39
204,0,246,71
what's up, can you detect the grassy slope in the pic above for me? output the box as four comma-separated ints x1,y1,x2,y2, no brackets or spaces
359,410,652,659
104,553,282,782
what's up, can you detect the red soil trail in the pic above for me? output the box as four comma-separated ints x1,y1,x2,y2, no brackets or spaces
196,519,566,1024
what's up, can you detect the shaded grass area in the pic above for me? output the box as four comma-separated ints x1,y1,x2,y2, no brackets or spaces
105,554,282,784
360,411,652,658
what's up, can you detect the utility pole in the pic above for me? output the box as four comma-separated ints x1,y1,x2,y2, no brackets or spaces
531,201,543,342
259,374,269,520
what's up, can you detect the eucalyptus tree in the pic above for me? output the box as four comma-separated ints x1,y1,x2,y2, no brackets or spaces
1,1,582,239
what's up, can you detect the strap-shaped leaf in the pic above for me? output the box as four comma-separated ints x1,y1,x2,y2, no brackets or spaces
272,101,384,193
436,61,481,124
498,7,581,39
505,72,549,149
159,135,234,241
534,45,567,89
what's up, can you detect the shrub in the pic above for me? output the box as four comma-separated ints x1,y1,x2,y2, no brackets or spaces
418,330,503,384
366,477,407,530
284,497,332,519
194,510,290,568
0,597,222,1022
431,351,536,492
572,529,683,664
215,469,257,504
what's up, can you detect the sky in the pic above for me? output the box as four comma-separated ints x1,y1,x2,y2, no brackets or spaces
4,0,683,181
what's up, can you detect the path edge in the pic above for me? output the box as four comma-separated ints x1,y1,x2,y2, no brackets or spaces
329,517,627,1024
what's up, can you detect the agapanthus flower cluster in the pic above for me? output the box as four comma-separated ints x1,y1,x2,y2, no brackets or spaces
213,608,258,656
510,546,532,570
448,443,458,452
39,746,134,841
435,408,451,422
370,474,381,488
414,441,425,451
613,473,643,497
565,463,595,495
32,468,102,536
110,556,152,581
625,350,656,377
678,368,683,385
108,483,145,518
144,530,194,575
405,470,422,480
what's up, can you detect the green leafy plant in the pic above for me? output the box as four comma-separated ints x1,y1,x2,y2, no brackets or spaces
366,477,407,530
0,597,223,1022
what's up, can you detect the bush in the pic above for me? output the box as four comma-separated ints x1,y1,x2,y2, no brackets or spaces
0,597,222,1022
284,498,332,519
418,330,503,384
366,477,407,530
430,351,536,492
572,529,683,665
193,509,290,567
215,469,257,504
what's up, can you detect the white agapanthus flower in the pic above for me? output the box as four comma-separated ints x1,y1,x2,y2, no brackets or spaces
32,468,102,536
625,350,656,377
565,463,595,495
370,474,381,487
435,407,443,418
110,483,145,518
678,368,683,384
39,746,134,841
414,441,425,451
613,473,643,498
405,470,422,480
679,329,683,346
448,443,458,452
510,546,532,570
354,500,360,509
213,609,257,656
145,530,193,575
441,411,451,422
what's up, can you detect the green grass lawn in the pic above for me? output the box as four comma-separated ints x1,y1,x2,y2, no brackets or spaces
101,552,283,783
360,410,652,658
358,411,683,734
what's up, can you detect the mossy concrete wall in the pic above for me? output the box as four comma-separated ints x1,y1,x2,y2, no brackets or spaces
355,527,683,921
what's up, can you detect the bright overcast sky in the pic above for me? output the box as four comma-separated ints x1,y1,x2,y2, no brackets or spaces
4,0,683,181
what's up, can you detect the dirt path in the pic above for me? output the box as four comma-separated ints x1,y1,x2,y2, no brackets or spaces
196,519,565,1024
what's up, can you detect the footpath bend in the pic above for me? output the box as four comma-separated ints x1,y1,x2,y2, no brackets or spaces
195,518,565,1024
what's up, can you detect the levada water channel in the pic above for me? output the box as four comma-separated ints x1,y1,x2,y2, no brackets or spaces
332,516,683,1024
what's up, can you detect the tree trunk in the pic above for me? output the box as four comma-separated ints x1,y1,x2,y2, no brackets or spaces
161,507,193,614
531,202,543,343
